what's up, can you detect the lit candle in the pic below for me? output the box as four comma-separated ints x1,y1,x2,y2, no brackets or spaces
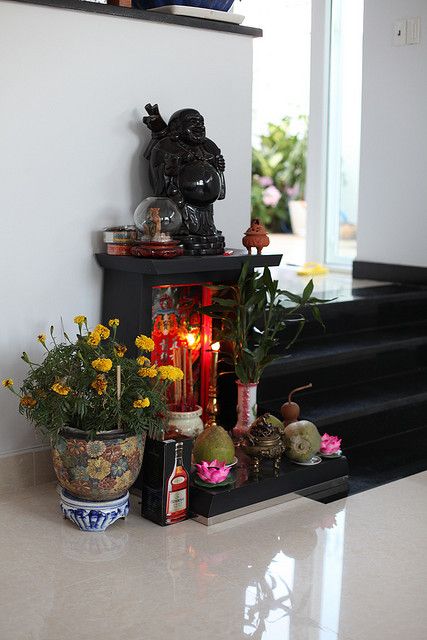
210,341,220,383
205,341,220,429
181,345,187,405
186,334,195,395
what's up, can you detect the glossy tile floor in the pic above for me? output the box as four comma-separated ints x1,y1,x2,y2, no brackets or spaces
1,473,427,639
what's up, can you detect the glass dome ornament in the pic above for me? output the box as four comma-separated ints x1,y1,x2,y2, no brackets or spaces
132,197,184,258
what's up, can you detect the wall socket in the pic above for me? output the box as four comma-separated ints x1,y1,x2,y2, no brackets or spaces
393,17,421,46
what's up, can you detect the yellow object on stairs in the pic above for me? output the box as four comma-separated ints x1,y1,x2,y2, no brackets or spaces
297,262,329,276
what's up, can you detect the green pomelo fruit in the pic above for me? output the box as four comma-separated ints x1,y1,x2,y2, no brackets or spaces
250,413,284,433
283,420,321,462
193,425,235,464
264,413,284,432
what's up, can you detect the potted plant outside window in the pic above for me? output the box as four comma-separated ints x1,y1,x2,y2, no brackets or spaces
251,115,307,235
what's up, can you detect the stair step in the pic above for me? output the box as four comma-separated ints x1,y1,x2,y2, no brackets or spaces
347,425,427,496
264,322,427,377
259,368,427,430
277,284,427,341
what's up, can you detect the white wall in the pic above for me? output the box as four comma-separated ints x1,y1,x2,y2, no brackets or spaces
0,1,253,455
357,0,427,267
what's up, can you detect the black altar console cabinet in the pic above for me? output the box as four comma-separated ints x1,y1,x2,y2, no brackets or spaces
95,251,282,415
95,251,282,349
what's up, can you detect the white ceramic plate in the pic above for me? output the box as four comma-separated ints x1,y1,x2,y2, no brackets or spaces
291,455,322,466
319,450,342,459
148,6,245,24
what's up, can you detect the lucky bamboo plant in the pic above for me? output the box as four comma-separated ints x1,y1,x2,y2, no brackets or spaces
202,262,326,384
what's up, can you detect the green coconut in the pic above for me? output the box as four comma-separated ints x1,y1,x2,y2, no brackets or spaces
283,420,321,462
193,425,235,464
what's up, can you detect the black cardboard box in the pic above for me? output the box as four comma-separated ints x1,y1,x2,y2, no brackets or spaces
136,436,193,526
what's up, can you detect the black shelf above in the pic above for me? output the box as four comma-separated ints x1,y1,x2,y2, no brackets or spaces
95,251,282,275
11,0,263,37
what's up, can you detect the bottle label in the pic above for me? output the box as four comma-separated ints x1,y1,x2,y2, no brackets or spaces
172,477,185,486
168,489,187,514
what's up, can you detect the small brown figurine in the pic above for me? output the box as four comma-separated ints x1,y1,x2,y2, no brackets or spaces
242,218,270,255
281,384,313,426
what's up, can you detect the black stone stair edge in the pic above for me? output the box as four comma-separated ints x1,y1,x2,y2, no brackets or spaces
314,284,427,308
263,321,427,377
344,423,427,452
258,367,427,428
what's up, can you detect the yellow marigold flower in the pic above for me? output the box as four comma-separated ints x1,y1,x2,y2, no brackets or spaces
91,375,107,396
114,344,127,358
133,398,150,409
137,356,151,366
2,378,14,388
135,335,155,352
37,334,46,344
20,396,37,408
137,366,157,378
94,324,110,340
88,331,101,347
51,382,71,396
108,319,120,328
157,365,184,382
73,315,87,325
91,358,113,373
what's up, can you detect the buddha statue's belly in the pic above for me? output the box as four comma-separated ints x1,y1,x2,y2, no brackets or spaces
178,161,221,206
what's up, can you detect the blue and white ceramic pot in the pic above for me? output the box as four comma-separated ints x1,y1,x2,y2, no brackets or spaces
52,428,146,502
137,0,234,11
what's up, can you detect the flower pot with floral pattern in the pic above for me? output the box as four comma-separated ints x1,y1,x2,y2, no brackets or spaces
52,427,146,501
2,316,184,530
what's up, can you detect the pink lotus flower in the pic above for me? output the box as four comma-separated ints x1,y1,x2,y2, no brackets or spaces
320,433,342,455
195,460,231,484
262,185,282,207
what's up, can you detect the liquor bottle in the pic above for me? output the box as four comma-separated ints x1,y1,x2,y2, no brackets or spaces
165,441,188,524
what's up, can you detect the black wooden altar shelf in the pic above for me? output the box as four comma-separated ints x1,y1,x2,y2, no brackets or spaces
95,251,282,353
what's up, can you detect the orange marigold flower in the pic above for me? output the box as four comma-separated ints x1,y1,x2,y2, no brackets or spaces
135,335,155,352
94,324,110,340
138,366,157,378
51,382,70,396
88,331,101,347
108,319,120,328
2,378,14,388
91,358,113,373
133,398,150,409
20,396,37,408
91,375,107,396
114,344,127,358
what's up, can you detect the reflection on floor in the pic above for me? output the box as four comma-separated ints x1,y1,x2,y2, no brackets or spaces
1,473,427,640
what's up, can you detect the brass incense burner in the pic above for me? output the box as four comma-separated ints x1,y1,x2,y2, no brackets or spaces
242,415,285,474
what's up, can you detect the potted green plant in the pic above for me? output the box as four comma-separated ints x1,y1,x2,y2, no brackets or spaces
283,125,307,237
2,317,183,531
202,262,325,437
251,115,307,234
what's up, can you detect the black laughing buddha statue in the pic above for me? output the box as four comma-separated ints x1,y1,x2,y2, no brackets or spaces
143,103,226,255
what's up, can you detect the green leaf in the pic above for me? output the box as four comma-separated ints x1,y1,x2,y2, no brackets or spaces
302,279,314,302
211,297,238,308
311,305,325,330
280,289,303,304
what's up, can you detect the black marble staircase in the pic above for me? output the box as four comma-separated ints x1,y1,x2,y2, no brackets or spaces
255,283,427,494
